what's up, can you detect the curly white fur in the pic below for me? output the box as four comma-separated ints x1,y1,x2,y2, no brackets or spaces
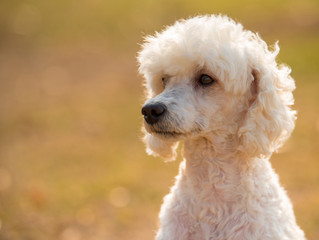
138,14,305,240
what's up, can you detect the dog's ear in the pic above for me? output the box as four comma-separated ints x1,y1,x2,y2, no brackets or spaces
143,131,179,161
238,46,296,158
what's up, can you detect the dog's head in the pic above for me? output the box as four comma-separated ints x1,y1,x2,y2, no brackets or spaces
138,15,296,161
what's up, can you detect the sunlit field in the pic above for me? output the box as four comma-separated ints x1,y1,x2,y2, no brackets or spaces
0,1,318,239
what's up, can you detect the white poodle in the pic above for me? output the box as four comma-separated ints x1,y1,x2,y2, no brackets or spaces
138,14,306,240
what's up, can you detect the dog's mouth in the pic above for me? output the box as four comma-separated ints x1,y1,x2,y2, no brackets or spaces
144,123,202,140
153,130,183,137
144,122,184,139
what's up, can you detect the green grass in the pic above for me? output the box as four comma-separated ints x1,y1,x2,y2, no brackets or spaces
0,0,318,239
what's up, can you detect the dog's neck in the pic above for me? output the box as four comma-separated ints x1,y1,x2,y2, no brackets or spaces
183,134,241,164
182,135,264,202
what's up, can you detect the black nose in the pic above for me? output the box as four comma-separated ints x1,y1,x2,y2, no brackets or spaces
141,103,166,125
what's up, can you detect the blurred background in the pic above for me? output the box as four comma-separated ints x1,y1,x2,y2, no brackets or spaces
0,0,318,239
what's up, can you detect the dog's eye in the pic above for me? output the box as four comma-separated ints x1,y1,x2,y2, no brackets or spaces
199,74,215,86
162,77,168,87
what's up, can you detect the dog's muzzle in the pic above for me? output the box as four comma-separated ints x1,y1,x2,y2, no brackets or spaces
141,102,167,125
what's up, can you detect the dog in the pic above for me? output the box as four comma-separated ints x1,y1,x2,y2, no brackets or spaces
138,14,306,240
